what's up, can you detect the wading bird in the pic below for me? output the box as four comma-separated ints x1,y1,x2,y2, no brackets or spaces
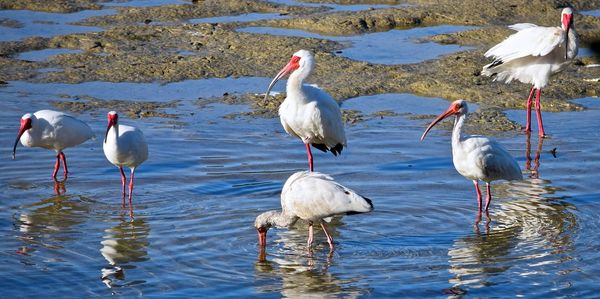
264,50,346,171
12,110,93,179
103,111,148,217
420,100,523,212
255,171,373,252
482,7,578,138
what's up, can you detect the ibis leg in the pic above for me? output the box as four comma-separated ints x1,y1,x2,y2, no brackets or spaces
320,222,335,252
473,180,482,212
307,221,314,249
484,183,492,212
119,167,126,208
305,143,314,172
535,89,546,138
525,86,535,133
128,168,135,218
59,152,68,176
52,153,61,178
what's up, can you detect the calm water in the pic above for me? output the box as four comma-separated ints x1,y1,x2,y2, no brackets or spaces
2,1,600,298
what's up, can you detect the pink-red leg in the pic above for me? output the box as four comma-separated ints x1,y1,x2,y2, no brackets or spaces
525,87,535,133
473,180,482,212
59,152,68,176
525,132,532,171
128,168,135,218
320,222,335,252
52,153,61,178
307,221,314,250
484,183,492,212
535,88,546,138
305,143,314,172
119,167,126,208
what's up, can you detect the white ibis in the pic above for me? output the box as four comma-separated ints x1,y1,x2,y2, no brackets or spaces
103,111,148,217
420,100,523,212
12,110,93,179
482,7,578,138
264,49,346,172
255,171,373,252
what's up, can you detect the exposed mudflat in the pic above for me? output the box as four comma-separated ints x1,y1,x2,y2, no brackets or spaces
1,0,599,132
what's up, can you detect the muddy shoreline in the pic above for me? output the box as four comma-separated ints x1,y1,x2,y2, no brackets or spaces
1,0,599,132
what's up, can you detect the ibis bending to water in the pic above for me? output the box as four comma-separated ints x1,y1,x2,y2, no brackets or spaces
264,49,346,172
420,100,523,212
482,7,578,138
12,110,93,179
103,111,148,217
255,171,373,252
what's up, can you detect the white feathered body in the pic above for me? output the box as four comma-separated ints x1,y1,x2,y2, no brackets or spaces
20,110,93,151
452,135,523,183
279,85,346,149
482,23,578,89
281,171,372,222
103,124,148,169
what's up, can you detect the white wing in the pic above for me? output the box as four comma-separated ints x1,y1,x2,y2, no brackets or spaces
304,86,346,148
485,26,564,63
281,171,372,222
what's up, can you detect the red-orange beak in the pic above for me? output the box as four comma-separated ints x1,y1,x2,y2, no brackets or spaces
562,13,572,59
264,55,301,101
420,106,458,141
104,114,117,143
12,118,32,160
257,228,267,247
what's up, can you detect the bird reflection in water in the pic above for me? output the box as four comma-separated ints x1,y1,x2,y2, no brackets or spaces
448,181,577,291
100,217,150,290
53,177,67,195
525,132,545,178
255,228,366,298
17,194,92,256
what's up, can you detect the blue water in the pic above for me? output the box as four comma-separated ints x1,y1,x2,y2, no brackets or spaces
2,1,600,298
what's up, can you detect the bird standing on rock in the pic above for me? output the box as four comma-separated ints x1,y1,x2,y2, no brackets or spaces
12,110,93,179
420,100,523,213
482,7,578,138
264,49,346,172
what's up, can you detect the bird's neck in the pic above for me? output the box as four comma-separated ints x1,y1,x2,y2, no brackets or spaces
452,114,466,147
286,67,310,97
108,124,120,143
265,210,298,228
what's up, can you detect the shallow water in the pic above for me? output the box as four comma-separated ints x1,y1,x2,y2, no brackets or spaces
2,2,600,298
239,25,474,64
0,9,115,41
3,78,600,296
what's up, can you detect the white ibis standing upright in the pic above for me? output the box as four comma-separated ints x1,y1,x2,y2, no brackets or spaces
420,100,523,212
255,171,373,252
12,110,93,179
103,111,148,217
482,7,578,138
264,49,346,172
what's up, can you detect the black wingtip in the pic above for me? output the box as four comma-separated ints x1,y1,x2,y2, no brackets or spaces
488,59,504,68
311,143,344,156
330,143,344,156
363,196,373,209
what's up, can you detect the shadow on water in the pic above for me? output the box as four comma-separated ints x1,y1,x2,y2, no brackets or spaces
100,217,150,291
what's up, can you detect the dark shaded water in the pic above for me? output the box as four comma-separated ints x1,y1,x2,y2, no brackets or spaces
2,1,600,298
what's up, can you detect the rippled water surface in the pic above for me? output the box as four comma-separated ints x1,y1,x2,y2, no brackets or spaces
2,1,600,298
